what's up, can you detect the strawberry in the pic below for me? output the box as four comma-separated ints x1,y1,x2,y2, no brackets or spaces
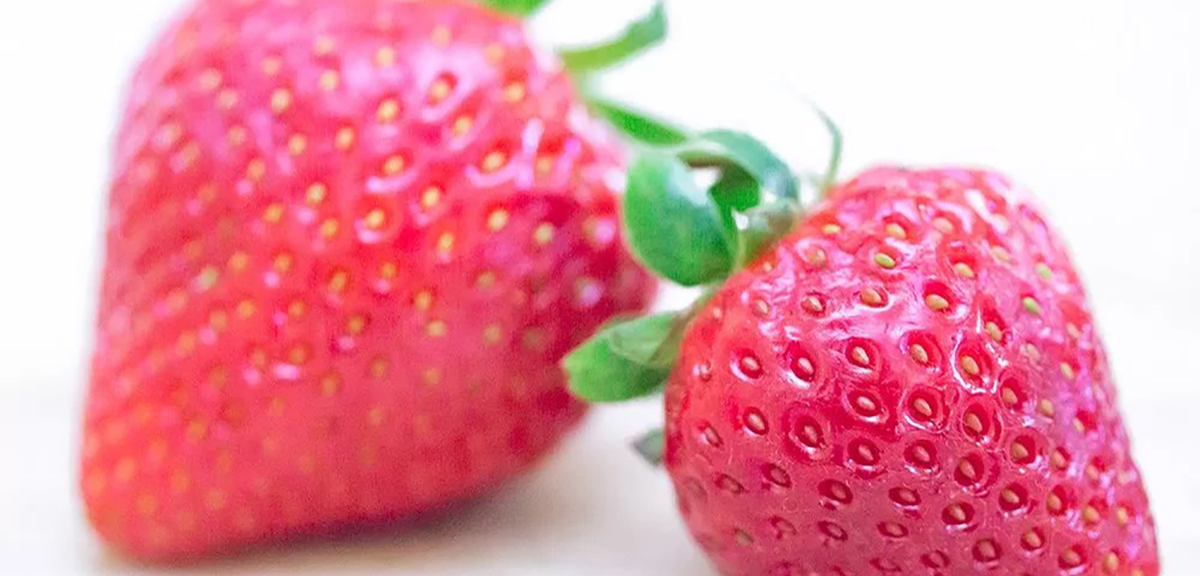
82,0,662,559
568,146,1159,573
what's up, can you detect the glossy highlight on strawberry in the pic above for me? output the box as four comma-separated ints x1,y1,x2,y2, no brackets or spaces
81,0,653,559
663,167,1158,576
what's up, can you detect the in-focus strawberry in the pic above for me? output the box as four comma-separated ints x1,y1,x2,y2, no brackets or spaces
82,0,663,559
568,139,1159,574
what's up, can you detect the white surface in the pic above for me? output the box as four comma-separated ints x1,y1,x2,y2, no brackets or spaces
1,0,1199,574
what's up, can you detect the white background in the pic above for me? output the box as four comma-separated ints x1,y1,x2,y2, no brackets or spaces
1,0,1198,574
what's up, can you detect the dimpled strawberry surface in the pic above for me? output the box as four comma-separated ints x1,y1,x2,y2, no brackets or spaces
82,0,651,559
664,167,1158,576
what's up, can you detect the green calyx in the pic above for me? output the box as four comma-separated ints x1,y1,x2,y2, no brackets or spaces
811,104,844,192
566,117,840,409
563,121,829,465
622,131,803,288
585,96,690,146
562,86,846,456
495,0,844,462
554,2,680,146
557,2,668,74
633,428,666,465
563,313,684,403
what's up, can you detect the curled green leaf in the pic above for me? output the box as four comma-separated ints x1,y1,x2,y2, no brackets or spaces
678,129,799,201
558,2,667,74
564,313,682,402
708,168,762,213
624,151,735,286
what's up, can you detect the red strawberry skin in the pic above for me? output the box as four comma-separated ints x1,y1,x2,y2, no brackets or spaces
82,0,652,559
664,168,1157,576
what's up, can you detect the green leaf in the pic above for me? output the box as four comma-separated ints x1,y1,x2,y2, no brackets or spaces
739,199,802,266
633,428,665,465
585,96,690,146
564,314,681,402
475,0,554,18
624,152,736,286
679,129,799,201
558,2,667,73
708,167,762,213
609,313,684,369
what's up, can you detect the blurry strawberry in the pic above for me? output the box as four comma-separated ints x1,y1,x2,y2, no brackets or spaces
569,158,1158,575
82,0,658,559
